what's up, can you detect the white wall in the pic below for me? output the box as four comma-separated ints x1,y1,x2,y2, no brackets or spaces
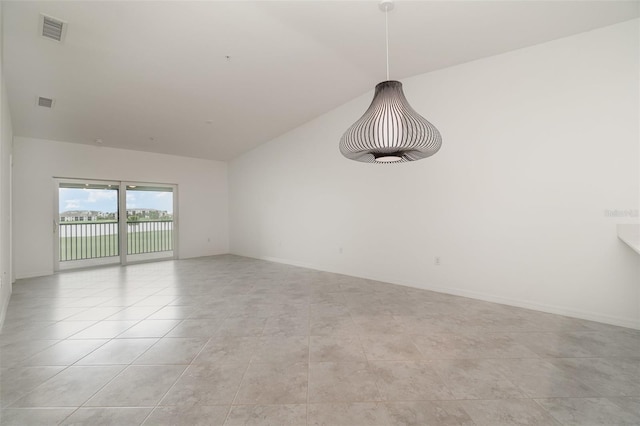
13,137,228,278
0,2,15,325
230,20,640,329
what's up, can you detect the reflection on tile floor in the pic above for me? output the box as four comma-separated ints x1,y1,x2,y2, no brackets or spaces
1,255,639,425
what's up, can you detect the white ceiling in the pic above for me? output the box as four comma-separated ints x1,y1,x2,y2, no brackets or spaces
4,1,639,161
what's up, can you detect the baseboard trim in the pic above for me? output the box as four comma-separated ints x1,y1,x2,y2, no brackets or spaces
0,286,10,331
260,255,317,270
15,270,54,280
243,253,640,330
414,281,640,330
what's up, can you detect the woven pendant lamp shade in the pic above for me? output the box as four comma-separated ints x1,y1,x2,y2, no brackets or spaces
340,80,442,163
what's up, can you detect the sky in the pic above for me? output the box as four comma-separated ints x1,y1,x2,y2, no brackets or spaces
59,188,173,213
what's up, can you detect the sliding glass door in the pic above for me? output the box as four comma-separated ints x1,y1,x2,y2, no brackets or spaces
56,180,121,270
124,184,175,263
55,179,177,271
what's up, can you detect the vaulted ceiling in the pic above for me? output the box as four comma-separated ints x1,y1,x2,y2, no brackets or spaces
4,1,638,161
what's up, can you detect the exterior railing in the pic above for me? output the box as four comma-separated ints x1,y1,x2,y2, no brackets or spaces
127,220,173,255
59,221,119,261
59,220,173,261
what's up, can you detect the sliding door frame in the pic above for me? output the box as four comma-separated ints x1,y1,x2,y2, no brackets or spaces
53,177,179,271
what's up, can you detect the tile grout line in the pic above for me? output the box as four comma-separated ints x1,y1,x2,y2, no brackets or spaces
53,301,175,424
221,287,263,426
530,397,568,425
138,333,215,425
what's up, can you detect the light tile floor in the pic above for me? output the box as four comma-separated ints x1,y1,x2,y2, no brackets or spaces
1,255,639,425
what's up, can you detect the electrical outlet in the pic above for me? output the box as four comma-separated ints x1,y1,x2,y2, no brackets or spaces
434,256,441,266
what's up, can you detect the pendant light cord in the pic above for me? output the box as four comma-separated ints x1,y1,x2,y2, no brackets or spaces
385,7,390,80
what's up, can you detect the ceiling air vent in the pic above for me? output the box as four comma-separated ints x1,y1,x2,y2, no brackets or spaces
37,97,54,108
39,14,66,42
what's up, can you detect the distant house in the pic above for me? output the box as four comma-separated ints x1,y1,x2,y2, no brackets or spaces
59,210,103,222
126,209,170,220
59,209,170,222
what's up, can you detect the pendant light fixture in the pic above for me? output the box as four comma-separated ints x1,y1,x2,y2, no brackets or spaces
340,0,442,163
